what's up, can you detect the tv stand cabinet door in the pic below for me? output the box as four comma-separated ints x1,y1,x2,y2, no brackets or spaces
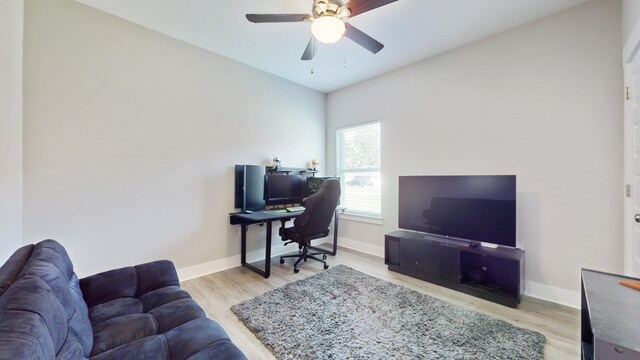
400,238,460,283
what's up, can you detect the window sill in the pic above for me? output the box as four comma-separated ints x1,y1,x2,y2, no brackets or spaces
339,212,383,225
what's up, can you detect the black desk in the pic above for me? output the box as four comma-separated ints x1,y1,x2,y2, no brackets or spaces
229,208,345,278
581,269,640,359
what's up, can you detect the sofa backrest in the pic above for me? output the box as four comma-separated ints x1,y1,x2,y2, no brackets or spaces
0,240,93,359
0,244,34,297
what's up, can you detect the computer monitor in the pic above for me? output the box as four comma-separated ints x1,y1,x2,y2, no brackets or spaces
234,165,266,212
264,175,305,205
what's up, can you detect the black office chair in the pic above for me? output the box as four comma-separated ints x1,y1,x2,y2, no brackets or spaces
279,179,341,273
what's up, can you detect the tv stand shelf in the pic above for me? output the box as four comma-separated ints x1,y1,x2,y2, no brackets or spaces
385,230,524,308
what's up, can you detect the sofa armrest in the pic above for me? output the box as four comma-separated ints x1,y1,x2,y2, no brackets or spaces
80,260,179,307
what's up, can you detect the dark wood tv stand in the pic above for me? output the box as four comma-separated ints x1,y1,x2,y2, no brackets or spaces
385,230,524,308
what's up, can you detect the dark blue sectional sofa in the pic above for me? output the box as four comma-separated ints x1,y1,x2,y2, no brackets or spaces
0,240,246,359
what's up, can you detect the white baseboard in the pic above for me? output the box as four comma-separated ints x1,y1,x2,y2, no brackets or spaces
177,236,381,281
336,236,581,309
177,243,294,282
177,255,239,282
336,236,385,257
524,281,580,309
179,237,581,309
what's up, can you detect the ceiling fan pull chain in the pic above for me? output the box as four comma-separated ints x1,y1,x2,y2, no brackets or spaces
311,36,315,75
341,37,347,69
343,37,347,69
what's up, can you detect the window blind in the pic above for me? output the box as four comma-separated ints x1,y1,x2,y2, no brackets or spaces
336,122,381,217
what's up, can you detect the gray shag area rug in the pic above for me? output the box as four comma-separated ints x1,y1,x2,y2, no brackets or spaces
231,265,545,360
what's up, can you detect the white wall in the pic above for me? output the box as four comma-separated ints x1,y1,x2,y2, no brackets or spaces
623,0,640,44
23,0,326,277
327,0,623,304
0,0,24,263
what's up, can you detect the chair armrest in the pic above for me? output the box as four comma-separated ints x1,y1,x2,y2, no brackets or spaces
80,260,179,307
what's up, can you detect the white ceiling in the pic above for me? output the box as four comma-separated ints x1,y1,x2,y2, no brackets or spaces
76,0,589,93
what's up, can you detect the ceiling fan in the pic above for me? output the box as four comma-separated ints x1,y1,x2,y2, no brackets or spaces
246,0,398,61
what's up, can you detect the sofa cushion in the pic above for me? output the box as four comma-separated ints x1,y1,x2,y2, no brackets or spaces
91,314,158,356
83,263,212,357
89,297,144,325
82,268,246,359
165,318,239,360
0,240,247,360
0,244,34,296
89,335,169,360
0,276,69,352
0,310,56,359
140,285,191,311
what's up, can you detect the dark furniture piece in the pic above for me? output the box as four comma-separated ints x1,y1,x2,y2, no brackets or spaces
265,166,318,177
0,239,246,360
385,230,524,308
581,269,640,359
229,207,345,278
278,179,341,273
234,165,317,212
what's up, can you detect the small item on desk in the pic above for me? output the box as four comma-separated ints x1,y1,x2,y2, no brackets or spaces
266,209,288,214
619,279,640,292
243,210,253,214
286,206,305,212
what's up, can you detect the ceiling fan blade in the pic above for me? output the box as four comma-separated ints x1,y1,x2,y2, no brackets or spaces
345,0,398,18
246,14,310,23
301,37,317,61
344,23,384,54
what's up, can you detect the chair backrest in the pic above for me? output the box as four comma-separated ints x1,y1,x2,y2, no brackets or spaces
293,179,341,239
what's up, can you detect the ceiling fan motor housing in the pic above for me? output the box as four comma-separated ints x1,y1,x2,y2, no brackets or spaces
314,0,351,19
246,0,396,59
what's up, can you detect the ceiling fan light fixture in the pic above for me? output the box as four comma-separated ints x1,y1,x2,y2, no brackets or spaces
311,16,345,44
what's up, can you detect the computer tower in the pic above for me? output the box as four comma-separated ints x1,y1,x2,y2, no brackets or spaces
234,165,266,212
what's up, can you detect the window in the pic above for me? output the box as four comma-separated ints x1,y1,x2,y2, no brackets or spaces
336,122,381,217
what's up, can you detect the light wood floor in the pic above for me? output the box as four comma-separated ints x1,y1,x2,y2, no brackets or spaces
181,245,580,359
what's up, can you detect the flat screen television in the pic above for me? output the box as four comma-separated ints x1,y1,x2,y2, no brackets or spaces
398,175,516,247
264,175,306,205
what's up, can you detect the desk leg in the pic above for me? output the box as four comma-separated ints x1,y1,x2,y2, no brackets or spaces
240,222,271,279
331,210,339,256
240,224,248,265
265,221,272,278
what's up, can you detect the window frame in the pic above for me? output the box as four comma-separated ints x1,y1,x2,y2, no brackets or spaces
336,120,382,218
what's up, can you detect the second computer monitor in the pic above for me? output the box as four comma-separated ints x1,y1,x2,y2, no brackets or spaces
264,175,306,206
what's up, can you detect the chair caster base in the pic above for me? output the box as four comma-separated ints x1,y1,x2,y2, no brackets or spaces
279,258,285,264
294,268,300,273
322,254,327,260
323,264,329,270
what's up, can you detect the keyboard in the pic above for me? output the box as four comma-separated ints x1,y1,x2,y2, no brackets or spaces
286,206,305,212
264,209,288,214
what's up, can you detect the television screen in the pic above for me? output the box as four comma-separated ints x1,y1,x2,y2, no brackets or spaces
265,175,306,205
398,175,516,247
